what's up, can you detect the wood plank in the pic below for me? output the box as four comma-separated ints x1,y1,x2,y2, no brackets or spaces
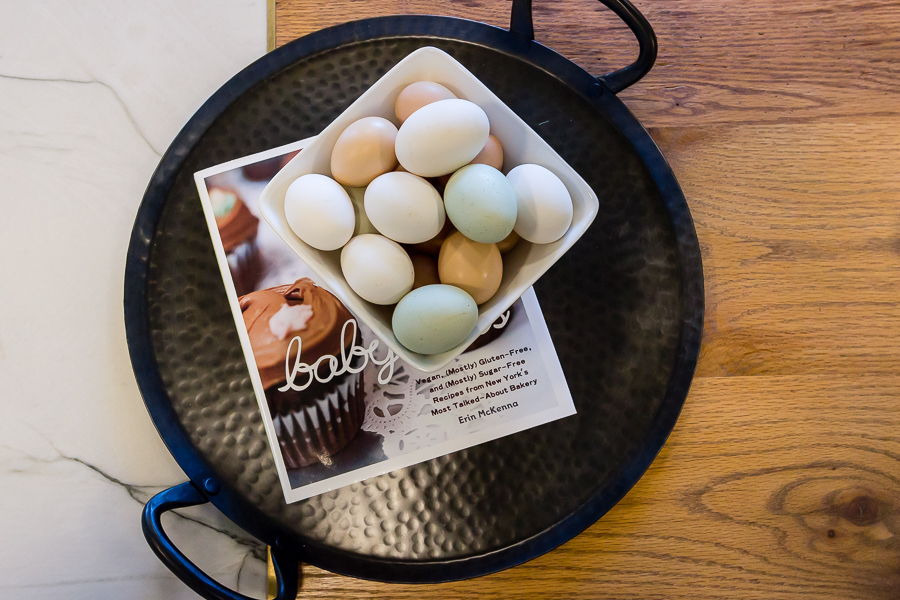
272,1,900,597
286,375,900,599
652,119,900,377
275,0,900,127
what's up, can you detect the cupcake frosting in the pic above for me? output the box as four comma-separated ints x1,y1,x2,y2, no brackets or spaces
210,186,259,252
240,278,354,389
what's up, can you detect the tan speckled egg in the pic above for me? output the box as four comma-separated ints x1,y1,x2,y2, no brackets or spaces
470,135,504,170
394,81,457,123
410,253,441,289
438,231,503,305
330,117,398,187
496,230,520,254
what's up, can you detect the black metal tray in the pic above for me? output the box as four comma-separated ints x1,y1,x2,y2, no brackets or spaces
124,1,703,598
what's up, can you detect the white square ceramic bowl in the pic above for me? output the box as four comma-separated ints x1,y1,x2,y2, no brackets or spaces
260,46,598,372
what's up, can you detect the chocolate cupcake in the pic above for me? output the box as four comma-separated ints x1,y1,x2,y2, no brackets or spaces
279,150,300,170
241,156,283,182
209,186,261,296
240,278,365,469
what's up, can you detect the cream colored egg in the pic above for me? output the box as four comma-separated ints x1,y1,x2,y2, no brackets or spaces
340,234,414,305
395,99,490,177
364,172,445,244
507,164,574,244
284,174,355,251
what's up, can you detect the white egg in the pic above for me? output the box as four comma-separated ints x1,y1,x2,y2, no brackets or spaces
364,172,445,244
395,99,490,177
284,174,355,251
340,234,414,305
506,164,574,244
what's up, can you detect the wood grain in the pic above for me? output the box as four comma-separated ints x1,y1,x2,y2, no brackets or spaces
277,376,900,599
276,0,900,128
272,0,900,597
657,119,900,378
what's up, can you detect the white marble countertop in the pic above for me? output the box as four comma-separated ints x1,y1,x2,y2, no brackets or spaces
0,2,270,598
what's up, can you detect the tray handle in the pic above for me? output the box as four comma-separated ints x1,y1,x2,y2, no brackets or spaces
510,0,658,93
142,481,299,600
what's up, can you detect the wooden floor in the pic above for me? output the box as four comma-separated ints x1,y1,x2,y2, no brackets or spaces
272,1,900,597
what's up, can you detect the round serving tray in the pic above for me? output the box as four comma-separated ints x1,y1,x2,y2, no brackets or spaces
125,1,703,598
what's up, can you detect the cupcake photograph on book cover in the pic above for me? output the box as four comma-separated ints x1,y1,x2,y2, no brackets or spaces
195,141,576,504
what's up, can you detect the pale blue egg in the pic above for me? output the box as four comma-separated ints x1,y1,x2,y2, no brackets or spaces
392,285,478,355
444,164,517,244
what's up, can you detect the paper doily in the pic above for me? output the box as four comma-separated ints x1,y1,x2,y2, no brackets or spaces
360,351,448,458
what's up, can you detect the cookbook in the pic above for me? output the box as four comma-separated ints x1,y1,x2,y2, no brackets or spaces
194,141,576,503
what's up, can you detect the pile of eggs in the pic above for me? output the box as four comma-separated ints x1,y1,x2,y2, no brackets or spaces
283,81,574,356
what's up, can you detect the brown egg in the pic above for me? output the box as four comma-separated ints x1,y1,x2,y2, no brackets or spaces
410,253,441,289
411,219,455,257
330,117,398,187
395,81,457,123
470,135,504,171
433,172,452,194
496,230,520,254
438,231,503,305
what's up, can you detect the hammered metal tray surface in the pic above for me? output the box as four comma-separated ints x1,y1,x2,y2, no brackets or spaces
143,33,700,575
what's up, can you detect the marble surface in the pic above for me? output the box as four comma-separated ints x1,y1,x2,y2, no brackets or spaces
0,2,269,598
